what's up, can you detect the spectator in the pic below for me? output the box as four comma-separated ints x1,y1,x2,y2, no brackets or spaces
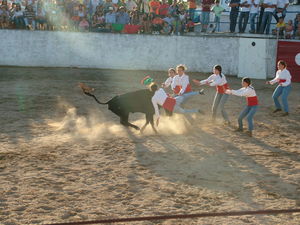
24,4,36,30
256,0,265,33
92,10,105,30
273,0,289,23
249,0,259,33
187,0,196,21
36,7,47,30
285,19,293,39
0,4,9,29
118,0,126,8
79,17,90,31
185,17,195,32
151,14,163,34
211,0,224,32
228,0,240,33
149,0,160,15
126,0,137,12
238,0,251,33
103,0,114,14
12,3,25,29
160,21,172,34
168,0,179,17
105,6,116,30
116,6,130,24
163,13,174,27
130,9,140,25
294,13,300,39
139,0,150,14
273,16,285,37
141,12,151,33
159,0,169,17
201,0,214,32
259,0,276,34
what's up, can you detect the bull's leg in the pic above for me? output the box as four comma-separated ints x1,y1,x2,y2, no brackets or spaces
120,113,140,130
140,120,149,134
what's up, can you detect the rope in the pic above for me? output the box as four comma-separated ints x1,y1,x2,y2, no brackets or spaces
45,208,300,225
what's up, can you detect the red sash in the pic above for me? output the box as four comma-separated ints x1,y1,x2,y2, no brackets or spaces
247,96,258,106
216,83,229,94
173,84,192,95
279,79,286,84
162,97,176,112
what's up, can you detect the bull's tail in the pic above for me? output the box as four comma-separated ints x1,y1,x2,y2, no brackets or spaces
79,82,109,105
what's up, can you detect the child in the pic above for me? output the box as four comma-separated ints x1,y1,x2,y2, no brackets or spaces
211,0,224,32
225,78,258,137
172,64,192,96
285,20,293,39
274,17,285,38
193,65,230,124
160,21,172,34
79,17,90,31
162,68,176,89
185,17,195,32
266,60,292,116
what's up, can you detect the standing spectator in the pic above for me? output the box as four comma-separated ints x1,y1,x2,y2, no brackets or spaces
228,0,240,33
105,6,116,30
130,9,140,25
159,0,169,17
141,12,151,33
116,6,130,24
256,0,265,33
24,4,36,30
238,0,251,33
249,0,259,33
259,0,276,34
273,0,289,23
211,0,224,32
149,0,160,15
188,0,196,21
0,4,9,29
126,0,137,12
201,0,214,32
293,13,300,39
103,0,114,14
12,3,25,29
140,0,150,14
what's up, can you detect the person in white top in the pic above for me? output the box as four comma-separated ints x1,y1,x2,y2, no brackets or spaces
238,0,251,33
259,0,277,34
249,0,259,33
226,77,258,137
162,68,176,89
266,60,292,116
150,83,204,126
193,65,230,124
273,0,289,22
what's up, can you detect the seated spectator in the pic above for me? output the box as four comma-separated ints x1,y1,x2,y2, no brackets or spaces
130,9,140,25
79,17,90,31
151,14,163,34
273,17,285,38
78,4,87,21
36,7,47,30
185,17,194,32
116,6,130,24
126,0,137,12
24,4,36,30
160,21,172,34
103,0,114,14
285,20,293,39
0,4,9,29
105,6,116,30
12,3,25,29
163,13,174,27
92,10,105,30
159,0,169,17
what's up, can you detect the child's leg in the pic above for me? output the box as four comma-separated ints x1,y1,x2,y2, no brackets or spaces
238,106,251,130
246,105,258,131
212,92,222,120
281,85,292,113
219,94,229,122
272,85,283,110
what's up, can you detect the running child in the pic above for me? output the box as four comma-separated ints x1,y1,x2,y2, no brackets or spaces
225,77,258,137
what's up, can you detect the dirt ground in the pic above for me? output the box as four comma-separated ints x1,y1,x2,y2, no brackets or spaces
0,67,299,225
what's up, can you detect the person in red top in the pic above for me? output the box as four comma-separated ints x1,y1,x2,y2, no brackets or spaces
149,0,161,15
188,0,197,21
159,0,169,17
151,15,164,33
201,0,214,32
225,77,258,137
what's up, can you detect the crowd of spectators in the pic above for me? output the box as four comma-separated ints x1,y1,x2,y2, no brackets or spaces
0,0,299,38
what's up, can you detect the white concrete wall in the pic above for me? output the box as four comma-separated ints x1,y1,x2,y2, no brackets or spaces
0,30,276,78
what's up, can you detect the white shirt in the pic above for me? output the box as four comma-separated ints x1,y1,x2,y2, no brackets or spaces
269,68,292,86
152,88,168,118
126,0,137,11
200,73,228,87
250,0,260,13
230,85,257,97
163,77,173,88
240,0,252,12
171,74,190,95
263,0,277,12
276,0,289,8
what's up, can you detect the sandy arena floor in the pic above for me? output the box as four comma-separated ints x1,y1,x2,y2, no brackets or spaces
0,67,299,225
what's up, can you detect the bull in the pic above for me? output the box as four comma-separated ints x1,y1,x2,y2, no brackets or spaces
79,83,157,133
